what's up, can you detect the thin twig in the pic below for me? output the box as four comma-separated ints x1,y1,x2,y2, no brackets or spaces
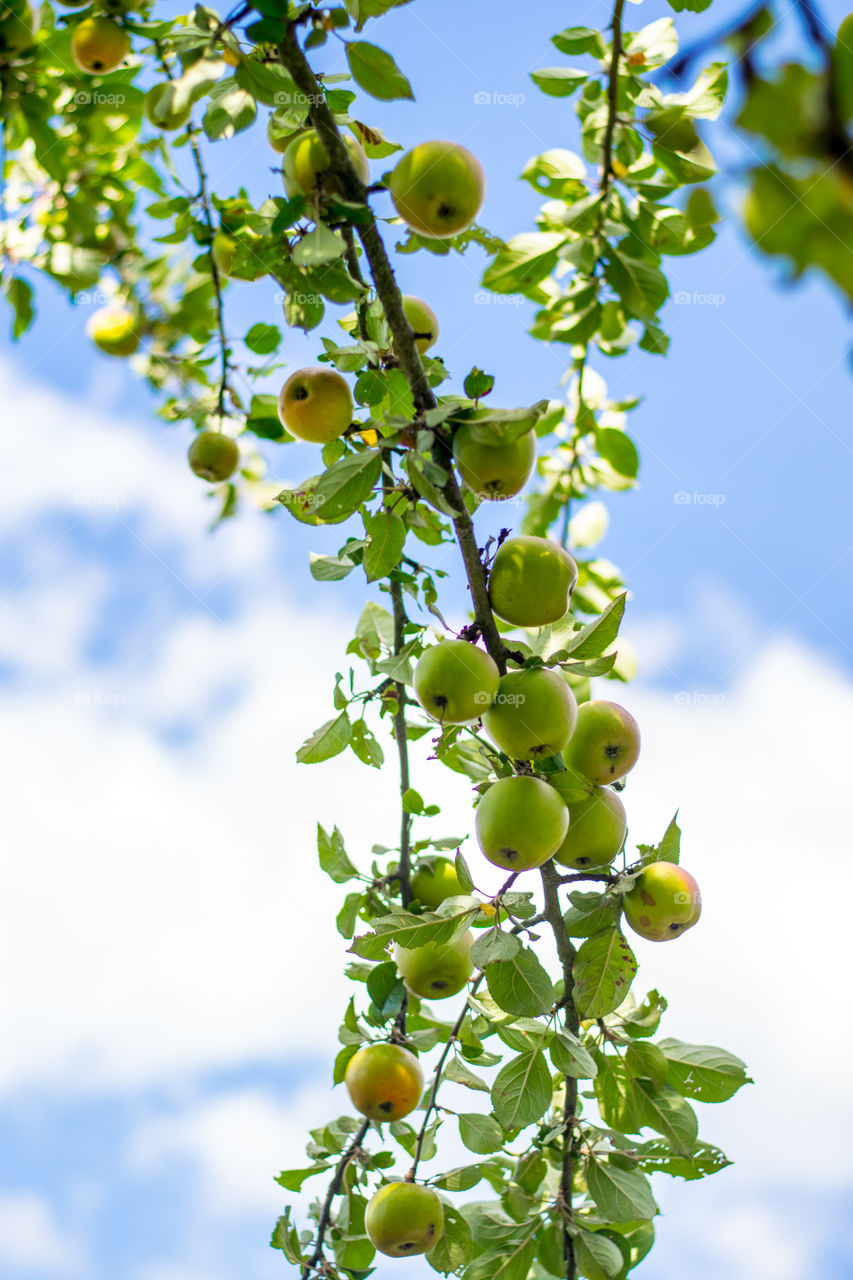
299,1117,370,1279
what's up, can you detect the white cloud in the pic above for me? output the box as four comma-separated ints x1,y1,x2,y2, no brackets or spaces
0,1192,85,1274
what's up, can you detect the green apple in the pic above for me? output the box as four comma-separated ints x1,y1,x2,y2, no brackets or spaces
476,775,568,871
344,1042,423,1122
482,667,577,761
388,140,485,239
623,863,701,942
277,367,353,444
211,231,237,277
366,1182,444,1257
553,786,626,869
282,127,369,199
87,305,139,356
413,639,500,723
489,536,578,627
144,83,191,131
0,3,33,57
564,700,640,785
401,295,439,354
187,431,239,482
70,16,129,73
453,427,536,501
395,931,473,999
410,857,463,910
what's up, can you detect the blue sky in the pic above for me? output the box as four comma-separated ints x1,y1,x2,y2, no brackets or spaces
2,2,853,1279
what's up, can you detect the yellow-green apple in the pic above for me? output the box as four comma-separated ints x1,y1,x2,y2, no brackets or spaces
489,536,578,626
344,1042,423,1122
475,775,568,871
187,431,239,482
87,304,139,356
553,786,626,869
410,858,463,910
388,140,485,238
211,231,237,277
482,667,577,761
413,639,499,723
395,932,473,999
143,83,191,131
564,700,640,784
277,367,353,443
70,16,129,72
401,295,439,353
366,1182,444,1257
623,863,701,941
282,127,369,198
453,427,536,500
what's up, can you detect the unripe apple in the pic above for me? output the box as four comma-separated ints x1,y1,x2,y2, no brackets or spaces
410,858,463,910
277,367,353,444
70,16,130,74
553,786,626,869
453,427,536,501
282,127,369,199
413,639,500,724
389,141,485,239
482,667,577,761
489,536,578,627
395,931,473,999
623,863,701,942
475,775,568,871
211,231,237,277
564,700,640,785
0,3,33,57
143,83,191,131
187,431,239,482
344,1042,423,1122
400,295,438,354
366,1182,444,1257
87,304,139,356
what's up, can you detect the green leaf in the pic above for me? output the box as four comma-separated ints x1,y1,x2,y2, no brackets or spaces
445,1055,490,1092
463,368,495,399
485,948,554,1017
297,713,352,764
470,928,521,967
657,1039,752,1103
432,1163,487,1191
595,427,639,479
594,1051,643,1133
346,41,413,100
658,813,681,864
244,322,281,355
481,233,565,297
270,1208,303,1262
367,960,407,1017
317,824,359,882
427,1202,474,1274
550,1029,598,1078
336,891,363,938
563,593,627,659
634,1080,699,1156
666,0,713,10
458,1112,505,1155
350,719,384,768
573,928,637,1020
314,452,381,521
294,225,346,267
604,251,669,321
552,26,607,58
363,509,407,582
625,1040,669,1091
530,67,587,97
634,1137,732,1180
4,276,34,339
275,1164,327,1191
585,1159,658,1222
574,1228,625,1279
309,552,355,581
352,600,394,658
491,1051,552,1128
